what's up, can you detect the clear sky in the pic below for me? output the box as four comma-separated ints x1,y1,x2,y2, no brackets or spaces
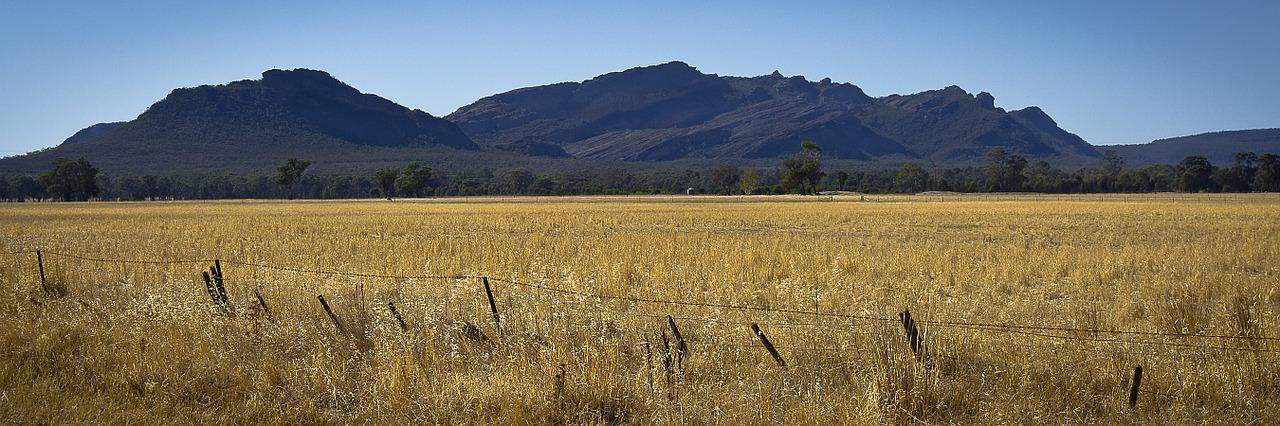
1,0,1277,156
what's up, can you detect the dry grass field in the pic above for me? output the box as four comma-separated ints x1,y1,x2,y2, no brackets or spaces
1,194,1278,423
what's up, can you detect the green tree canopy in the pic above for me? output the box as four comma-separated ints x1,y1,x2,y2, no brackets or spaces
396,162,435,197
39,157,99,201
781,141,824,194
985,149,1028,192
1177,155,1216,192
274,158,312,198
374,167,400,200
1252,153,1280,192
708,165,741,195
894,163,929,193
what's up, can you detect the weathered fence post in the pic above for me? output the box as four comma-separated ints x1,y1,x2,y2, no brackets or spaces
387,301,408,331
201,271,228,315
202,271,216,301
750,323,787,367
36,250,49,295
253,288,270,317
202,263,233,315
460,320,491,342
660,330,675,401
211,261,230,307
483,277,500,333
644,337,656,392
900,308,923,356
1129,365,1143,408
317,294,346,335
666,315,688,369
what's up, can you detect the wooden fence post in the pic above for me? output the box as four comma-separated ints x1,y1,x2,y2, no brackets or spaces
460,320,491,342
211,261,230,307
483,277,500,333
387,301,408,331
1129,365,1143,408
36,250,49,294
202,272,216,302
644,337,656,392
750,323,787,367
660,331,675,402
899,308,922,356
201,271,228,315
202,263,233,315
666,315,688,369
317,294,346,335
253,288,270,317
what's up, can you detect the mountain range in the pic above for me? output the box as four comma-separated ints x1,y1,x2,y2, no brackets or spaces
448,61,1099,164
1109,129,1280,166
0,62,1274,175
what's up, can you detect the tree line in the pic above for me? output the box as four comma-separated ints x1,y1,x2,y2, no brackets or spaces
3,144,1278,201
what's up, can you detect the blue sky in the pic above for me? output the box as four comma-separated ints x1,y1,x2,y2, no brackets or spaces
1,0,1277,155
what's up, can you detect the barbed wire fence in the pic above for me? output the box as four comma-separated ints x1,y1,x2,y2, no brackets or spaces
3,247,1277,409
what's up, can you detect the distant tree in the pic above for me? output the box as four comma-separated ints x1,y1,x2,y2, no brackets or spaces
1096,149,1127,191
1005,154,1028,191
374,167,400,200
322,175,354,199
1104,150,1125,173
39,157,99,201
274,158,311,199
985,149,1028,192
985,149,1008,191
708,165,741,195
1254,153,1280,192
1212,151,1257,192
0,177,10,200
501,168,536,194
12,176,44,200
781,141,824,194
739,168,762,195
834,171,850,190
142,175,160,199
894,163,929,193
396,162,434,197
1177,155,1217,192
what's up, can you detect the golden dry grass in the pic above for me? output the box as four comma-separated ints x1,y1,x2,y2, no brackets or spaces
1,194,1278,423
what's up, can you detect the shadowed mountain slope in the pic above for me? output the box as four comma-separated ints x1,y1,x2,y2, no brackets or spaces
0,69,476,174
1110,129,1280,166
448,62,1102,165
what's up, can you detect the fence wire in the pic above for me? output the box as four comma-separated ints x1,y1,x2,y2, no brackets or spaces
6,248,1279,354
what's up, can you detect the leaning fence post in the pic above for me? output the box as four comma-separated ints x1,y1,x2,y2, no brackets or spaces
899,308,923,356
212,260,233,314
1129,365,1143,408
644,337,656,392
253,287,270,317
660,331,675,401
483,277,500,333
387,301,408,331
750,323,787,367
201,271,227,315
36,250,48,294
317,294,346,335
666,315,688,369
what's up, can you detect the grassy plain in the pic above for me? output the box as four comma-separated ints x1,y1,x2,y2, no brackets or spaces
1,194,1278,423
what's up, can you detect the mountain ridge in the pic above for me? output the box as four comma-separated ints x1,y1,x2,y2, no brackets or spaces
4,62,1274,176
447,61,1101,164
1108,129,1280,166
0,68,476,174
